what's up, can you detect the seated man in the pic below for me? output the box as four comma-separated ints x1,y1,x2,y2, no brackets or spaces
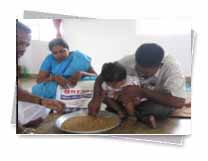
89,43,186,128
17,21,65,131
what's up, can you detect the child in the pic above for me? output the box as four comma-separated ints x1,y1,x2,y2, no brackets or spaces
100,62,141,119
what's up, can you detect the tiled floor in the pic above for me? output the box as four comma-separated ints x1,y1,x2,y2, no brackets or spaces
19,78,191,135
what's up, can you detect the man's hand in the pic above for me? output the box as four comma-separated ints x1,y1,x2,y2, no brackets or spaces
133,97,141,106
54,76,70,88
41,99,65,114
88,98,102,116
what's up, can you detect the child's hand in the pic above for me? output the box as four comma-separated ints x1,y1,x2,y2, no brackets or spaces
88,98,102,116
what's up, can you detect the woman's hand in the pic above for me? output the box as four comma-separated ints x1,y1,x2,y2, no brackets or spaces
54,76,69,88
68,71,97,87
67,71,84,86
67,77,78,87
37,71,50,83
41,99,65,114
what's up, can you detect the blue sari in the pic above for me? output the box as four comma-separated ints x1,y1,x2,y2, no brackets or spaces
32,50,96,99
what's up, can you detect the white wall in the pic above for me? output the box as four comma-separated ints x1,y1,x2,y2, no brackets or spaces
19,19,192,76
62,19,136,73
63,19,192,76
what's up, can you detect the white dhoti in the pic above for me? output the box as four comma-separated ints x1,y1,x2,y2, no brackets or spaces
18,101,50,125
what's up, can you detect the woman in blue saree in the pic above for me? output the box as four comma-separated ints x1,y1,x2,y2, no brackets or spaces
32,38,97,99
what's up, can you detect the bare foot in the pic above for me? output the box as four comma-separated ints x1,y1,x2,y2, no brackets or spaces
143,115,157,129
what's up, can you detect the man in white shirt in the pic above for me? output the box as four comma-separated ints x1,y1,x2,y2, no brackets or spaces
89,43,186,128
119,43,186,128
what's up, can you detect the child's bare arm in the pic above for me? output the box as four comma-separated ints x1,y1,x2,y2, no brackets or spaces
88,75,104,116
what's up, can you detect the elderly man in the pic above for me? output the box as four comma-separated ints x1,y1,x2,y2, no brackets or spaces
89,43,186,128
17,21,65,129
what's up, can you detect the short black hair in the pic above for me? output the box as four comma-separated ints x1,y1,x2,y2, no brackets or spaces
48,38,69,51
16,21,31,33
100,62,127,82
135,43,164,67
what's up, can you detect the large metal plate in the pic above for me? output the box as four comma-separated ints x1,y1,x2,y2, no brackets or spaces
55,110,120,134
